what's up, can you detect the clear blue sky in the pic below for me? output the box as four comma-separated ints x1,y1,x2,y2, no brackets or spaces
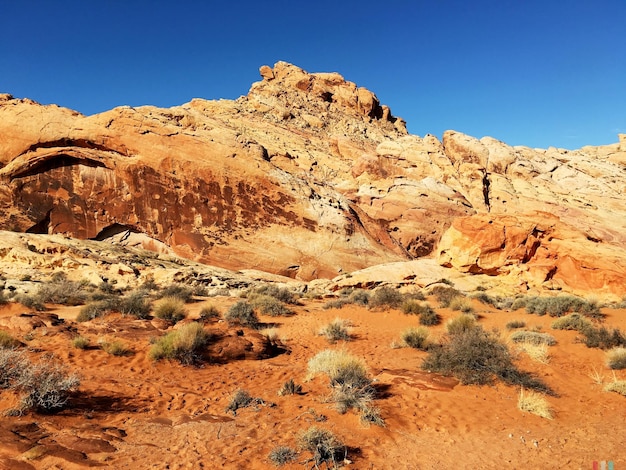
1,0,624,149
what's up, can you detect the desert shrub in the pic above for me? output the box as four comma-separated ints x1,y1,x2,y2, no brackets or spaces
77,300,115,322
153,297,187,323
36,280,86,306
449,297,474,314
446,314,477,335
509,331,557,346
606,347,626,370
249,294,293,317
307,350,368,384
511,297,528,311
149,322,210,365
429,285,463,308
0,330,21,349
157,284,194,303
369,286,403,309
551,313,591,331
516,342,550,364
422,326,551,393
0,289,7,305
225,389,264,416
518,389,553,419
96,280,118,295
323,298,351,310
14,293,46,311
298,426,345,469
119,290,152,319
278,379,303,396
250,284,297,304
319,319,351,343
506,320,526,330
473,292,497,308
419,308,441,326
224,301,259,328
268,446,297,467
401,327,429,350
604,379,626,396
521,295,601,318
198,305,221,322
0,349,29,388
402,299,429,315
100,340,132,356
348,289,370,306
359,405,385,427
581,326,626,349
192,285,209,297
11,356,80,413
71,336,90,350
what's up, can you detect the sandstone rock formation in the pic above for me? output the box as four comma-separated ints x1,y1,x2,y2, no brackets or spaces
1,63,625,296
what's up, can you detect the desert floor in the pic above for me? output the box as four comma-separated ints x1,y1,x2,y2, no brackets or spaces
0,296,625,470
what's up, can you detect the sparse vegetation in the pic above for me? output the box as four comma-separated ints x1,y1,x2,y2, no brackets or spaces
153,297,187,323
224,301,259,329
249,294,293,317
506,320,526,330
14,293,46,311
419,307,441,326
225,389,264,415
449,297,474,314
604,379,626,396
100,340,132,356
429,285,463,308
157,283,194,303
518,389,553,419
149,322,210,365
580,326,626,349
422,325,551,393
369,286,403,309
401,299,430,315
268,446,297,467
71,336,90,350
278,379,302,396
0,330,20,349
319,319,351,343
77,300,115,322
509,331,557,346
606,347,626,370
198,305,221,322
249,284,298,304
516,342,550,364
551,313,591,331
119,290,152,319
298,426,345,469
401,327,429,350
446,314,477,335
514,295,601,318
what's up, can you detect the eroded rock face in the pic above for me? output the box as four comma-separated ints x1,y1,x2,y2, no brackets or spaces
0,63,625,295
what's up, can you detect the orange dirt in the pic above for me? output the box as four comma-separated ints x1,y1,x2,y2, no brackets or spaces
0,297,624,469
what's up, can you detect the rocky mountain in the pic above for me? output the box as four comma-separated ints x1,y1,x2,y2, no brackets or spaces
1,62,625,297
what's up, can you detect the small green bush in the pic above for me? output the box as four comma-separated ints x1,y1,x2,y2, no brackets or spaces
369,286,403,309
509,331,557,346
606,347,626,369
319,319,351,343
250,285,297,304
149,322,210,365
119,291,152,319
268,446,297,467
449,297,474,314
0,330,21,349
153,297,187,323
71,336,90,350
224,301,259,328
419,308,441,326
348,289,370,306
551,313,591,331
323,298,351,310
100,340,132,356
249,294,293,317
520,295,601,318
77,300,115,322
15,293,46,311
401,327,429,350
430,285,463,308
298,427,345,468
402,299,429,315
157,284,194,303
506,320,526,330
446,315,477,335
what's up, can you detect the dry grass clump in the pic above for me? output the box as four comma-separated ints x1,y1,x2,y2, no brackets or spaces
198,305,221,322
156,283,194,303
268,446,297,467
278,379,303,396
472,292,513,310
402,299,441,325
249,294,293,317
307,350,367,382
604,378,626,396
446,314,477,335
0,330,21,349
77,299,116,322
71,336,90,350
369,286,403,309
225,389,265,415
249,284,298,304
0,349,80,413
319,319,351,343
551,313,591,331
518,389,553,419
149,322,210,365
100,339,132,356
580,326,626,349
36,278,87,306
422,325,552,393
298,426,345,469
449,297,474,314
606,347,626,370
506,320,526,330
514,295,601,318
323,289,371,310
516,342,550,364
224,301,259,329
509,331,557,346
400,327,430,350
429,285,463,308
153,297,187,323
119,290,152,319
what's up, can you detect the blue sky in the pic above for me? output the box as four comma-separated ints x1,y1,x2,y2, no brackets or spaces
1,0,624,149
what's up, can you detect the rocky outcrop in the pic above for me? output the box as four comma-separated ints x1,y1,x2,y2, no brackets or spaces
1,63,625,295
